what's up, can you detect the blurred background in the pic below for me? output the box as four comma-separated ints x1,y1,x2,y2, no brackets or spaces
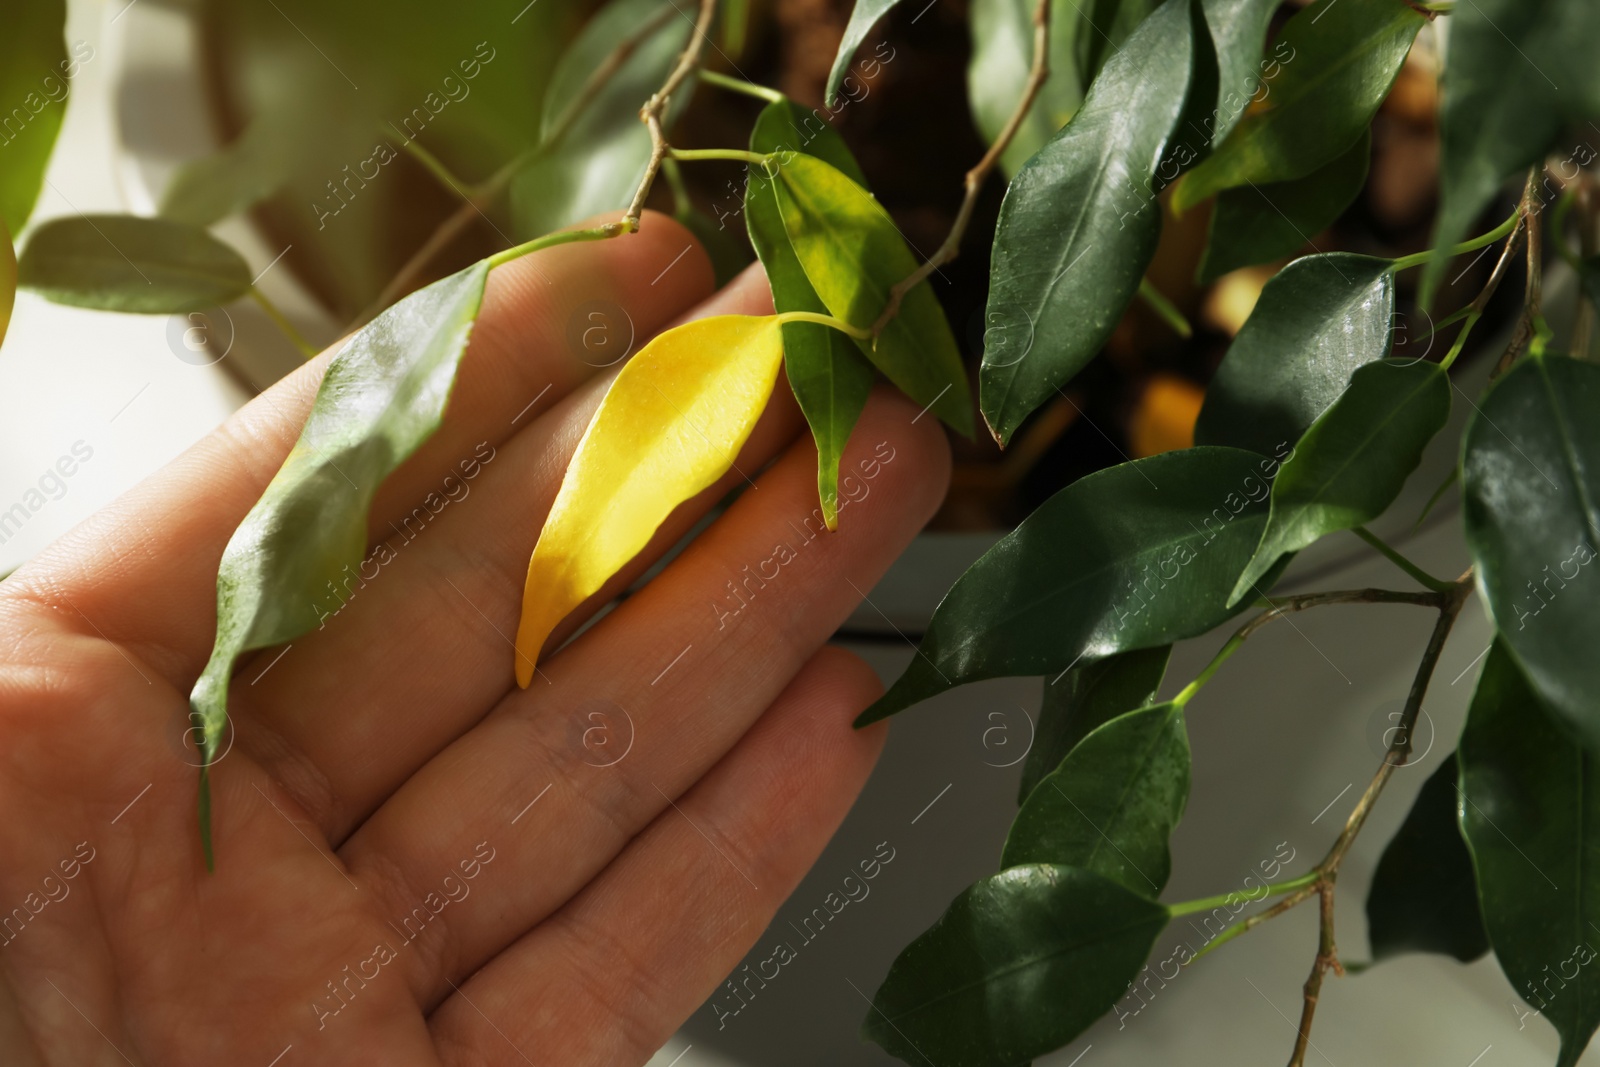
2,0,1586,1062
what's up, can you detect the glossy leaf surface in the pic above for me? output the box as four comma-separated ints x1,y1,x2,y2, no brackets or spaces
1462,353,1600,745
747,102,875,528
1173,0,1422,212
0,0,68,234
1366,753,1488,964
1195,0,1283,150
1197,128,1369,283
1230,359,1450,603
1003,702,1189,895
1019,645,1170,803
515,315,786,685
18,215,252,314
865,864,1169,1067
825,0,904,108
773,154,973,435
191,262,490,776
980,0,1197,445
1460,642,1600,1067
1194,252,1394,458
859,447,1281,724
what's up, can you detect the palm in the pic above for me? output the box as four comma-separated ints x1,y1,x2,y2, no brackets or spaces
0,217,948,1066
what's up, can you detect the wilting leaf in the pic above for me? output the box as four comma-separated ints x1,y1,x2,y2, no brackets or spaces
0,0,68,234
515,315,787,685
1461,353,1600,746
190,261,492,855
1460,642,1600,1067
865,864,1169,1067
1197,129,1369,283
159,120,292,227
747,101,875,528
1366,753,1488,964
0,220,15,352
18,215,252,313
967,0,1083,177
980,0,1197,446
1195,0,1283,150
1423,0,1600,308
1194,252,1394,458
1230,359,1450,603
1003,702,1189,895
824,0,904,108
511,0,692,239
1019,645,1170,803
773,154,973,435
858,447,1283,725
1173,0,1422,213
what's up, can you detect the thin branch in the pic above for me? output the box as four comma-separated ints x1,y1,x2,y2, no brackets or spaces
869,0,1052,338
1493,170,1547,378
623,0,719,227
545,3,680,152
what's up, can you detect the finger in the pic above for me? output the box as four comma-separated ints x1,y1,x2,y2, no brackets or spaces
237,267,796,840
430,646,887,1067
4,213,713,689
338,388,950,1008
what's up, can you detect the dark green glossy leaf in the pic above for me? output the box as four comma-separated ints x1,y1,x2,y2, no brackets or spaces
159,120,291,227
1195,0,1282,150
189,262,490,844
1019,645,1170,803
1231,359,1450,603
773,154,974,436
967,0,1083,177
1197,128,1369,283
1194,252,1395,458
1423,0,1600,308
18,215,252,314
980,0,1198,446
1076,0,1158,91
825,0,903,109
864,864,1169,1067
1003,702,1189,895
511,0,692,239
1462,353,1600,745
748,102,875,527
1460,642,1600,1067
859,447,1282,724
1366,753,1488,964
1172,0,1422,213
0,0,67,234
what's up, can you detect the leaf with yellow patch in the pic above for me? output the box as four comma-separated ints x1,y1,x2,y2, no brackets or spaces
513,314,787,686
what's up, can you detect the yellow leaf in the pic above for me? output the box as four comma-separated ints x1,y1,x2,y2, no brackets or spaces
513,314,786,686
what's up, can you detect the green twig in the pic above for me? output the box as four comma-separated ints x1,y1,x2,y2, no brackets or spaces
249,288,317,359
1168,869,1322,918
485,221,632,271
697,69,782,102
1137,278,1192,338
775,310,872,339
1389,208,1521,274
669,147,774,168
1351,527,1455,592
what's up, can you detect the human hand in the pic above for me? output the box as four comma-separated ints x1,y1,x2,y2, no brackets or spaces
0,212,949,1066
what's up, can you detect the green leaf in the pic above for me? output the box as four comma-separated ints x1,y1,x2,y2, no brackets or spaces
825,0,903,109
1230,358,1450,604
1461,353,1600,746
858,446,1283,725
864,864,1169,1067
510,0,692,239
1195,0,1283,150
967,0,1083,177
1003,702,1189,895
979,0,1198,446
1171,0,1422,213
773,154,974,436
0,0,68,234
1194,252,1395,458
1076,0,1158,91
18,215,252,314
1197,128,1369,283
1422,0,1600,308
1366,753,1489,964
1460,642,1600,1067
159,121,292,228
677,206,752,290
189,262,490,817
747,103,876,528
0,220,15,352
1019,645,1170,804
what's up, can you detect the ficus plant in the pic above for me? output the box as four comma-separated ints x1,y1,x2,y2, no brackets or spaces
5,0,1600,1063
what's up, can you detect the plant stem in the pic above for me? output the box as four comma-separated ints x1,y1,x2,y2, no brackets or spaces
1137,278,1193,338
697,69,783,103
250,288,317,359
1493,171,1547,379
544,4,680,151
624,0,720,228
869,0,1052,338
1351,527,1455,592
400,140,475,201
1187,884,1321,962
775,310,872,339
669,147,773,168
1389,207,1521,274
485,221,632,271
1167,869,1321,918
